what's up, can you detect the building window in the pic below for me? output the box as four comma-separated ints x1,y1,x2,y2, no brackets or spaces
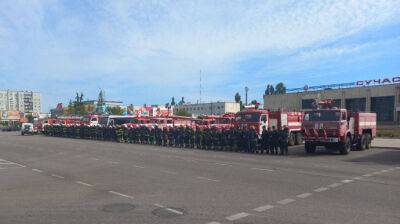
345,98,366,112
371,96,395,122
302,99,315,109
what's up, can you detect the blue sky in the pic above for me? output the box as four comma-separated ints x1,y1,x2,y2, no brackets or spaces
0,0,399,112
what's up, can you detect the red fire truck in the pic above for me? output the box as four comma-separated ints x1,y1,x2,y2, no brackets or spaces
302,101,376,154
234,109,304,145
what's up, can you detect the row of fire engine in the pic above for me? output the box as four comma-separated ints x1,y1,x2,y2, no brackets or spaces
38,101,377,154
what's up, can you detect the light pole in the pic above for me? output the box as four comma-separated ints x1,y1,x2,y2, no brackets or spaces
245,86,249,106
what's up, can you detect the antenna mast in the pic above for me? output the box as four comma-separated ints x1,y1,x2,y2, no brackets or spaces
199,70,202,104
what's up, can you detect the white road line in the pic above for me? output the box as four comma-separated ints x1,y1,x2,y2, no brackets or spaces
108,191,134,199
226,212,250,221
154,203,165,208
341,179,353,183
160,170,178,175
32,169,43,173
353,176,363,180
314,187,329,192
90,158,100,161
253,204,274,212
133,165,145,169
207,222,221,224
76,181,93,187
277,198,295,205
363,174,372,177
251,167,274,172
166,208,184,215
196,176,220,182
395,167,400,169
372,171,381,175
215,163,232,166
381,170,389,173
12,162,26,167
328,183,342,188
51,174,65,179
0,162,14,164
296,193,312,198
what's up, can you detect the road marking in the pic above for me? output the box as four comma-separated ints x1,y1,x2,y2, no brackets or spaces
108,161,119,164
108,191,134,199
251,167,274,172
76,181,93,187
380,170,389,173
12,162,26,167
372,171,381,175
154,203,165,208
328,183,342,188
207,222,221,224
253,204,274,212
314,187,329,192
226,212,250,221
341,179,353,183
296,193,312,198
395,167,400,169
32,168,43,173
277,198,295,205
160,170,178,175
166,208,184,215
363,174,372,177
133,165,145,169
196,176,220,182
90,158,100,161
215,163,232,166
51,174,65,179
353,176,363,180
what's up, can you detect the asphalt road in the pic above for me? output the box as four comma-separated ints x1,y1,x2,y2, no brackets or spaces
0,131,399,224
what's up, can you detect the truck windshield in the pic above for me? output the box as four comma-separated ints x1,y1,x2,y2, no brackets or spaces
305,111,341,121
235,113,260,122
216,118,231,124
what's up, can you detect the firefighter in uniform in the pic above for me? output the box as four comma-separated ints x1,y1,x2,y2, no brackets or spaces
279,127,289,155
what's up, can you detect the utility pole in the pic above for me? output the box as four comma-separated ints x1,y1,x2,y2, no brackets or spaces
199,70,202,104
245,86,249,106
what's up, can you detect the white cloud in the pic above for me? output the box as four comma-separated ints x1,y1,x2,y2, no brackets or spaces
1,0,400,108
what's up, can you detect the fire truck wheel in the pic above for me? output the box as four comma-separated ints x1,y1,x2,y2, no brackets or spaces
358,134,368,151
365,134,372,149
339,137,351,155
288,133,295,146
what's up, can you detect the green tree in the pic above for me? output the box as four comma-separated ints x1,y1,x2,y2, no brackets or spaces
265,84,275,95
96,90,105,114
251,100,258,105
174,108,191,117
105,106,125,115
234,92,241,103
25,114,34,123
275,82,286,95
171,97,176,106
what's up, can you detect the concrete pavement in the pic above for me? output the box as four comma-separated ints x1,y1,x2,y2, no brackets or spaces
0,131,399,224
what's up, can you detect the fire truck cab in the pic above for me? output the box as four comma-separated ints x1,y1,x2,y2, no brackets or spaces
234,109,304,145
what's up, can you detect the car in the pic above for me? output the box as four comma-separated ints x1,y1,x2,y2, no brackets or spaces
21,123,36,135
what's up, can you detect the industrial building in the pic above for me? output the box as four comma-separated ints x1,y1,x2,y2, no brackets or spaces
0,90,41,115
264,77,400,124
174,102,240,116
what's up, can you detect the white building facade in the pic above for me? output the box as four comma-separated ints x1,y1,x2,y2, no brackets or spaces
174,102,240,116
0,90,41,114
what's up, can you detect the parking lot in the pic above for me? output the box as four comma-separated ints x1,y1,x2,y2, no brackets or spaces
1,131,399,224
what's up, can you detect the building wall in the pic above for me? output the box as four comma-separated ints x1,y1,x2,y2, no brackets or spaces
264,84,400,123
0,90,41,114
174,102,240,116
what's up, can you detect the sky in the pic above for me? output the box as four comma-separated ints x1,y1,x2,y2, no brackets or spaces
1,0,400,112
